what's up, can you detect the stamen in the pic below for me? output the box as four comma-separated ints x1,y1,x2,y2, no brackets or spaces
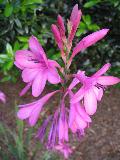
95,83,106,91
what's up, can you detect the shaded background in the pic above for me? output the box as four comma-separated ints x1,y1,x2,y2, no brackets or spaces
0,0,120,160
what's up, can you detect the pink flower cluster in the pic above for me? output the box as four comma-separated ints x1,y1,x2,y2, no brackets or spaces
15,4,120,158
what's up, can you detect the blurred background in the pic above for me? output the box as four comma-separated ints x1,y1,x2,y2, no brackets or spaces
0,0,120,160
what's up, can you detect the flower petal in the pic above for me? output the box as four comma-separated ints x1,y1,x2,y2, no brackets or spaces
47,67,60,84
72,29,109,58
92,63,111,77
29,105,42,126
29,36,47,63
15,50,40,68
71,86,85,103
17,105,34,120
93,86,103,101
32,70,47,97
22,68,40,83
97,76,120,85
0,91,6,103
76,115,87,129
19,82,32,96
84,88,97,115
76,103,92,122
69,70,84,90
14,61,24,70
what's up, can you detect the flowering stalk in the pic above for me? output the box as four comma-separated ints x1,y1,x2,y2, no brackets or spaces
15,4,120,158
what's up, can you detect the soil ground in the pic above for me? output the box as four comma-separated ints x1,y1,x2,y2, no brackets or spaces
0,82,120,160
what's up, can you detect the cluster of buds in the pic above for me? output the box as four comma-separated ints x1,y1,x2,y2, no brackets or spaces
15,4,120,158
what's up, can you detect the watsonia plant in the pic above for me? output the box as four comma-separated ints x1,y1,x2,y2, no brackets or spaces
14,4,120,158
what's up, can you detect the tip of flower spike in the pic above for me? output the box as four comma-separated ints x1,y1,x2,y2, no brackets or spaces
101,28,110,34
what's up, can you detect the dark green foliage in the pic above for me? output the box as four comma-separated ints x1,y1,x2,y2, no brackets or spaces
0,0,119,82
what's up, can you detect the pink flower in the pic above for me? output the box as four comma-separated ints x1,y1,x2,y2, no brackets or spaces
15,36,60,97
68,4,82,44
17,90,59,126
71,63,120,115
0,91,6,103
68,29,109,68
69,91,91,134
58,101,68,143
55,143,72,159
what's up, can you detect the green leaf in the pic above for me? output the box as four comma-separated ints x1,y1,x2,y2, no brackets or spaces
84,0,101,8
3,61,13,71
79,22,87,29
6,43,13,56
76,28,87,37
23,0,43,5
14,18,22,28
83,15,92,25
88,24,100,31
13,41,20,52
17,36,28,42
4,3,13,17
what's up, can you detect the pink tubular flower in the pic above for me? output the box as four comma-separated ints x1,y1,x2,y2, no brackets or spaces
71,63,120,115
57,15,66,40
0,91,6,103
17,90,59,126
55,143,72,159
58,101,68,143
68,29,109,68
51,24,63,50
68,4,82,44
15,36,60,97
69,91,91,134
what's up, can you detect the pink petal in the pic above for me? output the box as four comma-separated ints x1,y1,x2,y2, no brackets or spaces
84,88,97,115
29,105,42,126
70,86,85,103
69,103,76,127
18,90,59,125
76,103,92,122
29,36,47,63
17,105,35,120
69,70,83,90
72,29,109,58
48,59,61,68
76,115,87,129
93,86,103,101
22,68,40,83
15,50,40,68
0,91,6,103
92,63,111,77
97,76,120,86
32,70,47,97
14,61,24,70
51,24,63,50
19,82,32,97
47,67,60,84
